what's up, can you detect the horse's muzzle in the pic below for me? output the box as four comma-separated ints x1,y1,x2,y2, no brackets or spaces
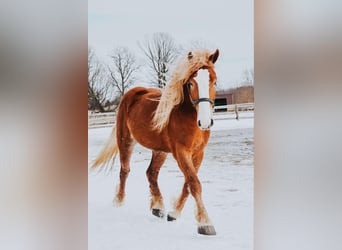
198,118,214,130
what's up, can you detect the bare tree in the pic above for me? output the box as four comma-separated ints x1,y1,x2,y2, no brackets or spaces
139,32,179,88
88,48,110,112
108,47,140,98
241,68,254,86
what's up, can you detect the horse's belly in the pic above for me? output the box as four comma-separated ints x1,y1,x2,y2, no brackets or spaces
127,118,170,152
131,130,170,152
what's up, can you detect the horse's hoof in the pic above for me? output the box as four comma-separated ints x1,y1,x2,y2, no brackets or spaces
197,225,216,235
152,209,165,218
167,214,177,221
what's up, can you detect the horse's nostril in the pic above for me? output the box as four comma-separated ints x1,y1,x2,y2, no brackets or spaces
198,120,201,127
210,119,214,127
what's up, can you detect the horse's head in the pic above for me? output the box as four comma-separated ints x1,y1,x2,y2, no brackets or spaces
187,49,219,130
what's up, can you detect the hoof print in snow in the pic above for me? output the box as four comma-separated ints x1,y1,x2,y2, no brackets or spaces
197,225,216,236
167,214,177,221
152,209,165,218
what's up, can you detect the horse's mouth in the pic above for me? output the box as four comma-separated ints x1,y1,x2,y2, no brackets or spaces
198,119,213,130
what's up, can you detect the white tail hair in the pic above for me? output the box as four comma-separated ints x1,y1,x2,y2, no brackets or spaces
90,126,119,173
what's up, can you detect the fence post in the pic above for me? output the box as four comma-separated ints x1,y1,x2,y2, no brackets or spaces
235,104,239,120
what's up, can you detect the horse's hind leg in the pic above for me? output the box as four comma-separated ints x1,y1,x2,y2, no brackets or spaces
146,150,167,218
114,127,134,206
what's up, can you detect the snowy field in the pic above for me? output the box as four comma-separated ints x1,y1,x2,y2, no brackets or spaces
88,113,254,250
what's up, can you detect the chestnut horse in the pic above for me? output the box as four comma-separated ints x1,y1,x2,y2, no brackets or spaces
91,49,219,235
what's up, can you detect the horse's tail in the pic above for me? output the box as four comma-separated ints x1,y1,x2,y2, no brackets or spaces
91,126,119,173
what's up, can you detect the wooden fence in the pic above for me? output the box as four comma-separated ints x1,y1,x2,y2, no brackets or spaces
88,112,116,128
88,103,254,128
214,102,254,112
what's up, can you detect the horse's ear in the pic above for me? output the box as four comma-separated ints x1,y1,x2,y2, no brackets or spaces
188,51,193,60
209,49,219,64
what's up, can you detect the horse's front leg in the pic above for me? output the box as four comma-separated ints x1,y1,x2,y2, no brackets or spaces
170,149,216,235
167,181,190,221
167,151,204,221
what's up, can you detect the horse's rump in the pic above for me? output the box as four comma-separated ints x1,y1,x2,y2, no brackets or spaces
118,87,172,152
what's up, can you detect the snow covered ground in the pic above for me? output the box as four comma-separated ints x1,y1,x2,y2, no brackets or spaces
88,113,254,250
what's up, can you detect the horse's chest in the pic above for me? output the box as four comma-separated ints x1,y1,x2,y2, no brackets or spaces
175,130,209,150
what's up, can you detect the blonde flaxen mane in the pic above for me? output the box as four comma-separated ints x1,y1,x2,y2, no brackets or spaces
152,49,216,132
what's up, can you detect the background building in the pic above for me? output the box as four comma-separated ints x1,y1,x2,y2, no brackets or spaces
215,86,254,111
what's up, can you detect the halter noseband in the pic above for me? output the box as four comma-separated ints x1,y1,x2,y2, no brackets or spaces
186,82,215,107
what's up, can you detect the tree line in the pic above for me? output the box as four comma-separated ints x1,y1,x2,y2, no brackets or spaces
88,32,253,112
88,32,179,112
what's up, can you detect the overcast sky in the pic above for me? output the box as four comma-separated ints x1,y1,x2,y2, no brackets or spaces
88,0,253,89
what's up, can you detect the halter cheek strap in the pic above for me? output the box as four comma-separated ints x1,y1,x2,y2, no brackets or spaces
186,82,215,107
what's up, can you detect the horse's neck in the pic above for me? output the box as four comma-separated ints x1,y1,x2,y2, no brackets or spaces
181,84,196,112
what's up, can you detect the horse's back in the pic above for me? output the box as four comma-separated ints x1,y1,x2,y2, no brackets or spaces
122,86,161,104
119,87,161,118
